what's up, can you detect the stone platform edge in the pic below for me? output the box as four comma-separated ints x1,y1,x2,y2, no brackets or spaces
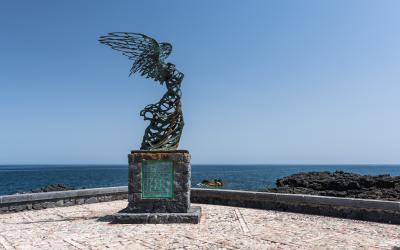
191,188,400,224
1,187,399,224
0,186,128,212
112,206,201,224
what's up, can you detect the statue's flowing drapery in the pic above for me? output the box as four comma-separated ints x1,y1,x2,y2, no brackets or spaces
99,33,184,150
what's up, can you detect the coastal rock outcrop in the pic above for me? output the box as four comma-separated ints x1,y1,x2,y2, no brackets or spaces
264,171,400,201
31,184,75,193
199,179,224,187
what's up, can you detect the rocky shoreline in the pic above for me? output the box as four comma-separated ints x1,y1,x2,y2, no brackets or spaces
15,184,75,194
264,171,400,201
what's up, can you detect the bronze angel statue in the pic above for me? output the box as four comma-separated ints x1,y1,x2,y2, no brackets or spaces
99,33,184,150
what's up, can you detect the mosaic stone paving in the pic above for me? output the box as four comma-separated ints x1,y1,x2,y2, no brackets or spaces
0,200,399,249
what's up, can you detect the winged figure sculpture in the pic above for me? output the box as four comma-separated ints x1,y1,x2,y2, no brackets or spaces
99,33,184,150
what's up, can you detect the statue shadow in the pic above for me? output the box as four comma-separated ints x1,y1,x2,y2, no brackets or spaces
96,214,114,223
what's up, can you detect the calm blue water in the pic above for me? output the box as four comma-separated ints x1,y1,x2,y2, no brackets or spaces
0,165,399,195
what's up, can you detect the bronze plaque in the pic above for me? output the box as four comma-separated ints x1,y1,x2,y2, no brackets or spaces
141,160,174,199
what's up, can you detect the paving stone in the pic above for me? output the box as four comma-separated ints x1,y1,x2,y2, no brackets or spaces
9,204,26,212
0,206,9,212
55,200,64,207
75,198,84,205
85,197,98,204
0,200,399,249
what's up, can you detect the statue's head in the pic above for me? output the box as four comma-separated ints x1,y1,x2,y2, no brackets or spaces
159,43,172,61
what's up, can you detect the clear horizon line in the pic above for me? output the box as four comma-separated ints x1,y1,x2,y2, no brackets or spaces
0,163,399,166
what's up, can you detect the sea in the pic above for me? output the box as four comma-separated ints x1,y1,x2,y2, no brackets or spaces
0,164,399,196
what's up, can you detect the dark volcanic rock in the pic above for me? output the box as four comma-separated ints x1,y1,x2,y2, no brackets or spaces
201,179,224,187
263,171,400,201
31,184,75,193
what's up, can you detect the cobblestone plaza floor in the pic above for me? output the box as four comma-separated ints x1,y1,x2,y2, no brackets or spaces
0,200,399,249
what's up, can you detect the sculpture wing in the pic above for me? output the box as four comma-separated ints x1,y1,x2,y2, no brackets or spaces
99,32,167,81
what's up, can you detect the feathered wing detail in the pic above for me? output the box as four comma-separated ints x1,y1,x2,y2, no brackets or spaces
99,32,184,150
99,32,171,82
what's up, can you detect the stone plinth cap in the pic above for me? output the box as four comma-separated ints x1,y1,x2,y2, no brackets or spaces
130,150,189,154
128,149,191,167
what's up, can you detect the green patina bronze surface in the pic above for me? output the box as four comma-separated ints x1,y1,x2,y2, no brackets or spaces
99,33,184,150
141,160,174,199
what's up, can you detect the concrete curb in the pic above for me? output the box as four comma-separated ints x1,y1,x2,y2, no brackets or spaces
191,188,400,211
0,186,128,212
0,186,128,203
191,188,400,224
1,187,399,224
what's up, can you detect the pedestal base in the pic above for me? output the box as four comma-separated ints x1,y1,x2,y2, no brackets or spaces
112,206,201,224
128,150,191,213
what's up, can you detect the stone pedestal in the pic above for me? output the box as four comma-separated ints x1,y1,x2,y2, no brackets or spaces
112,150,201,224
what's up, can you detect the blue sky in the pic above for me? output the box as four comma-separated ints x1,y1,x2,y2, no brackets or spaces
0,1,399,164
